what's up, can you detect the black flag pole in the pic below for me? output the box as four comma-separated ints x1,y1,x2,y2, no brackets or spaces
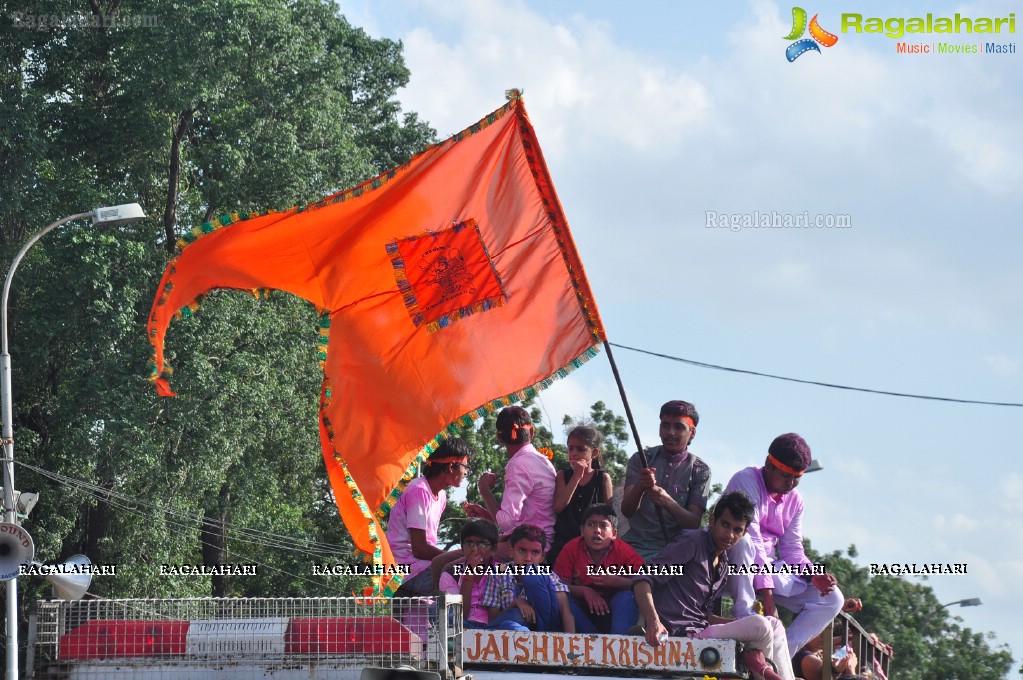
603,340,668,541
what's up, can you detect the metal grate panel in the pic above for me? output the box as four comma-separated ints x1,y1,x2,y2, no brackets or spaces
30,596,463,680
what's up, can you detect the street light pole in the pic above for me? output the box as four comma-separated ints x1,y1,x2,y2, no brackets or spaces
920,597,983,633
1,203,145,680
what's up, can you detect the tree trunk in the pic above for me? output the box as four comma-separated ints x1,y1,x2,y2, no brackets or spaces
163,110,193,253
76,480,114,595
201,482,231,597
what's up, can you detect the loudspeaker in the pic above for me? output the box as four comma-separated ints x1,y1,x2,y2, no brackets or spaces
13,491,39,517
46,554,92,600
0,522,34,580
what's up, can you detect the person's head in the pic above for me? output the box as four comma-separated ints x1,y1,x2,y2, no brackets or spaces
763,433,811,495
496,406,533,449
709,491,755,552
507,524,546,566
422,437,472,487
658,400,699,453
460,519,498,565
579,503,617,552
566,425,602,470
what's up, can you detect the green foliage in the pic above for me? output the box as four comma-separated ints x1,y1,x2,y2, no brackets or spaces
803,544,1014,679
2,0,433,608
699,482,725,529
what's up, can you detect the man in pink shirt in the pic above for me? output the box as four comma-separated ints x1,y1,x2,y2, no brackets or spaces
724,433,843,657
465,406,556,555
386,438,471,595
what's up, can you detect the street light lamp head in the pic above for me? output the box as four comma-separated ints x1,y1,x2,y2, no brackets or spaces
92,203,146,227
959,598,982,607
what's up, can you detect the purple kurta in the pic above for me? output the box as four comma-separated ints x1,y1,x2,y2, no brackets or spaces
723,466,812,590
633,528,727,637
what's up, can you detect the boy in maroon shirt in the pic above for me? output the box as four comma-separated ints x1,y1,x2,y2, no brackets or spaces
553,503,643,634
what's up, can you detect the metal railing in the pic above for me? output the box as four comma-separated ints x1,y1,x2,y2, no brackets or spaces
29,595,463,680
821,612,892,680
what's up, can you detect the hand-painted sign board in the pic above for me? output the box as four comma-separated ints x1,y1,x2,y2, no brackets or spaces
463,630,738,675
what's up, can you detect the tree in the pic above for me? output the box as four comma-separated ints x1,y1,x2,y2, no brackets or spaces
2,0,434,611
802,544,1014,679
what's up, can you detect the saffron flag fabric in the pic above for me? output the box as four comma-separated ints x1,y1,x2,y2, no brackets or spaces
147,96,606,589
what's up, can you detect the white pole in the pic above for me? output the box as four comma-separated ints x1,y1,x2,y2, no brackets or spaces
1,204,144,680
2,212,90,680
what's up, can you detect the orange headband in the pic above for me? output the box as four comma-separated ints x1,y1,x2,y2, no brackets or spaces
425,456,467,466
768,454,805,477
508,422,533,439
681,416,696,430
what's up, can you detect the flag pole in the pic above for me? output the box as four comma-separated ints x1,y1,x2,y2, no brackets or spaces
603,340,668,541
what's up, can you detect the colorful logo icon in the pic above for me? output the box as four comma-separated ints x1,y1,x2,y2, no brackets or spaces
784,7,838,61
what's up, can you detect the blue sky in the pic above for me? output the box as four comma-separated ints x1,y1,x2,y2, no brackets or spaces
342,0,1022,667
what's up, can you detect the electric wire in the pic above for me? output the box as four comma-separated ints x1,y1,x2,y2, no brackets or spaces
18,463,364,595
17,460,353,560
609,342,1023,408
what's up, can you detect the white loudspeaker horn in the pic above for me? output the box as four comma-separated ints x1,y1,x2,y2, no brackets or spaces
45,554,92,600
0,522,35,580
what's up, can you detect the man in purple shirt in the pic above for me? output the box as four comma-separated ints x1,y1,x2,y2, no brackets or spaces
621,400,711,560
724,433,844,657
633,491,794,680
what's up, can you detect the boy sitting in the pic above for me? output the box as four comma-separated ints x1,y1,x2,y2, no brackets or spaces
438,519,500,628
386,437,471,595
481,524,575,633
553,503,643,634
633,492,795,680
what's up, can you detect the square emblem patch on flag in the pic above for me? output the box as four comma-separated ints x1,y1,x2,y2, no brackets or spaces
387,219,508,331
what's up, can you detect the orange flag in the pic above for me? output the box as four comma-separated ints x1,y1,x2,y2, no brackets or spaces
147,95,606,590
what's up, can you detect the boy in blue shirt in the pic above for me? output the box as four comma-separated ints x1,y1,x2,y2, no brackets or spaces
481,524,575,632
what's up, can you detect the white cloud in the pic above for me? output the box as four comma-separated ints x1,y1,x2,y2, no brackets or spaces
398,0,711,161
379,0,1023,339
983,353,1020,377
531,373,600,441
999,473,1023,513
950,513,979,531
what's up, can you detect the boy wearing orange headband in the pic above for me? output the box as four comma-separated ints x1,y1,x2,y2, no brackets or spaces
465,406,557,555
724,433,844,657
386,437,472,595
621,400,712,561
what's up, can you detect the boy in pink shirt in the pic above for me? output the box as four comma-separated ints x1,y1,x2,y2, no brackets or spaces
724,433,844,657
464,406,556,554
386,438,471,595
439,519,500,627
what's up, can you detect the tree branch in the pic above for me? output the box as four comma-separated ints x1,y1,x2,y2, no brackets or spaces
163,109,194,253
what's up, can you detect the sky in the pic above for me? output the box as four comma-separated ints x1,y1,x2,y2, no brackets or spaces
341,0,1022,668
